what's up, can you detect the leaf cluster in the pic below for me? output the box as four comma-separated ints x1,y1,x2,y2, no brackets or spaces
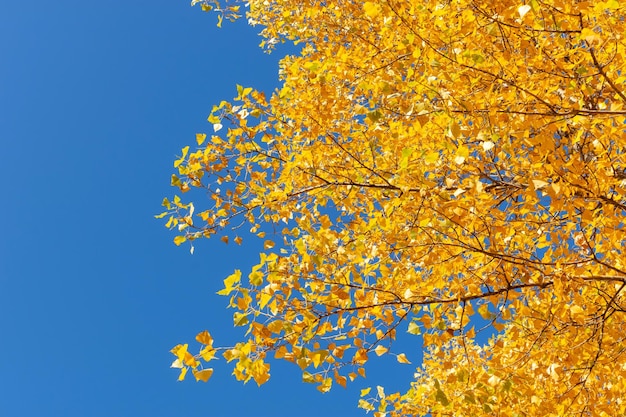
162,1,626,415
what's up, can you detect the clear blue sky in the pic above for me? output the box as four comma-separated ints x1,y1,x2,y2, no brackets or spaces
0,2,417,416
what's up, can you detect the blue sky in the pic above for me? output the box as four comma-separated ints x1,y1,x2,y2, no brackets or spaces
0,2,417,416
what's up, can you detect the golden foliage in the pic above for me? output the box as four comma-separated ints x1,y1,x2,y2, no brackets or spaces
162,0,626,415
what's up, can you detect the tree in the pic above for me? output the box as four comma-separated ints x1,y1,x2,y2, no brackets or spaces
160,0,626,415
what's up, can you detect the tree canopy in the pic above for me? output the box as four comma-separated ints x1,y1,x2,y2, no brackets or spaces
160,0,626,415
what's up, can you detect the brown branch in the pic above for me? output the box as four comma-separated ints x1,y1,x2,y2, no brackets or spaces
588,46,626,105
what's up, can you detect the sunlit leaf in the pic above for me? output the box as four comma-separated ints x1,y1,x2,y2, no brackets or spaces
374,345,388,356
518,4,531,18
193,368,214,382
396,353,411,364
196,330,213,346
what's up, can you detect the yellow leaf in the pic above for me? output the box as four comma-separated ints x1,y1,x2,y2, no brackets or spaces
449,122,461,139
196,133,206,145
199,346,216,362
532,179,549,190
223,348,237,362
353,348,368,364
207,113,220,124
580,28,601,45
481,141,495,151
454,145,469,165
424,151,440,163
233,312,248,326
196,330,213,346
311,350,329,368
358,399,375,411
171,344,188,362
183,352,198,368
177,367,188,381
466,327,476,339
317,377,333,393
259,292,272,309
453,187,466,197
217,270,241,295
335,373,347,388
407,322,421,335
173,235,186,246
374,345,388,356
478,304,493,320
396,353,411,364
248,270,263,286
363,2,380,18
570,305,585,324
193,368,214,382
518,4,531,18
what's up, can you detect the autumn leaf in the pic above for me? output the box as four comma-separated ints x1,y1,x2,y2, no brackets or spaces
195,330,213,346
374,345,388,356
363,2,380,18
517,4,531,18
193,368,214,382
396,353,411,364
196,133,206,145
